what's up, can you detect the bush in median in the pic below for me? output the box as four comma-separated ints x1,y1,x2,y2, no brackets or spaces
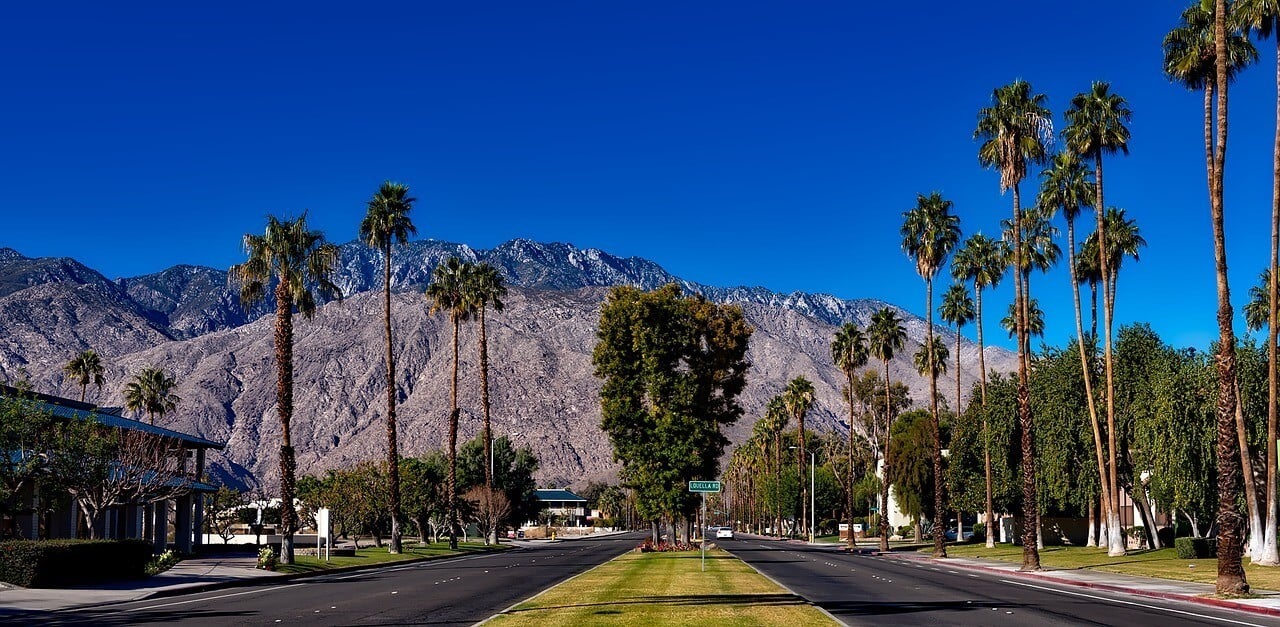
1174,537,1217,559
0,539,153,587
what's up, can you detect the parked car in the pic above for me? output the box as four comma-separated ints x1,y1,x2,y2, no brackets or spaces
943,529,973,541
716,527,735,539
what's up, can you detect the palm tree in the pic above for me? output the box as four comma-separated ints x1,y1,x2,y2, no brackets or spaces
1064,81,1133,558
122,367,180,425
1038,149,1108,547
900,191,961,559
1239,0,1280,567
1001,299,1045,340
427,257,474,550
868,307,906,552
939,283,974,435
763,396,790,536
64,349,105,403
831,322,869,549
359,180,417,555
231,213,342,565
1165,1,1253,588
783,376,816,541
951,233,1008,548
976,79,1052,570
1248,268,1275,331
913,336,949,381
466,263,508,490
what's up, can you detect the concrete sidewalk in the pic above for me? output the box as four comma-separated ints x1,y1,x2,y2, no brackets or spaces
888,551,1280,617
0,553,279,613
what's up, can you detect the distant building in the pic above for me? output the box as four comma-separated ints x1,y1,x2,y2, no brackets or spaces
528,488,588,528
1,385,224,554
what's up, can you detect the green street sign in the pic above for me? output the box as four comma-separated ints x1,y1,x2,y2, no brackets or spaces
689,481,722,493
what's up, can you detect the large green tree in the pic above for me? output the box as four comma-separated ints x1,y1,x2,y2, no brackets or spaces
592,284,752,542
901,191,961,558
231,212,342,564
359,180,417,554
976,79,1052,570
426,257,474,550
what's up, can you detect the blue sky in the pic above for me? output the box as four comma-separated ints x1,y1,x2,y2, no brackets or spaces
0,1,1273,351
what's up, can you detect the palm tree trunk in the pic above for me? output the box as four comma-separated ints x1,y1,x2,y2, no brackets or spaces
1235,381,1264,560
1094,152,1125,558
927,279,946,559
1067,213,1112,554
448,314,460,550
976,283,995,549
847,372,857,549
1261,33,1280,568
274,280,297,565
799,411,807,542
1213,0,1249,593
1012,183,1039,571
1086,501,1097,548
481,306,493,489
880,359,892,552
384,245,402,554
79,383,87,403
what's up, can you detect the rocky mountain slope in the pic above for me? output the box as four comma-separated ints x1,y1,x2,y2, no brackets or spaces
0,242,1017,490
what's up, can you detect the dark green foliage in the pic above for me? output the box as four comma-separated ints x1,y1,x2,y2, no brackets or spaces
887,409,945,523
458,435,540,527
0,539,152,587
970,522,986,542
1174,536,1218,559
593,284,752,524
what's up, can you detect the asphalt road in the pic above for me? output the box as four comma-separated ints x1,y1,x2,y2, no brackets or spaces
722,536,1280,627
26,532,644,626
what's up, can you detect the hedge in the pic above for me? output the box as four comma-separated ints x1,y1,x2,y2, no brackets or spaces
1174,537,1217,559
0,539,153,587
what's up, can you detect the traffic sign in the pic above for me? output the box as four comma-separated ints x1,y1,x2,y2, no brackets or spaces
689,481,721,493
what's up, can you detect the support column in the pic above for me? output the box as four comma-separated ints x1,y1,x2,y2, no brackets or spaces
176,495,192,554
27,489,40,539
153,500,168,554
67,498,78,539
193,493,205,548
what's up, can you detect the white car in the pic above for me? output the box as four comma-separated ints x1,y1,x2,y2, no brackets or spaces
716,527,734,539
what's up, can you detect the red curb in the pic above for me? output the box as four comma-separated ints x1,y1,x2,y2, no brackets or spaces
881,554,1280,618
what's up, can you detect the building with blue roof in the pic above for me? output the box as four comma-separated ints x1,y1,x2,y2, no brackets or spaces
529,488,588,528
1,384,226,554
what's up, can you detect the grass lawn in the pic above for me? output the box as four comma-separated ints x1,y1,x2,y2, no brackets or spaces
487,549,837,626
278,541,507,574
942,543,1280,591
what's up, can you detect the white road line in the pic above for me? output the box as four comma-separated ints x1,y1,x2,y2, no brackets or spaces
124,584,306,611
997,579,1268,627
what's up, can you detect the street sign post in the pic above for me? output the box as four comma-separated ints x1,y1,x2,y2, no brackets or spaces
689,481,721,571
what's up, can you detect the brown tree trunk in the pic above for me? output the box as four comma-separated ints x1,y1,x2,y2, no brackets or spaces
1012,183,1040,571
974,283,995,549
384,244,402,554
1094,150,1125,558
274,281,297,565
1235,380,1264,560
1262,33,1280,567
927,279,946,559
448,315,460,550
799,410,807,542
846,372,858,549
481,307,493,489
880,359,892,552
1213,0,1248,593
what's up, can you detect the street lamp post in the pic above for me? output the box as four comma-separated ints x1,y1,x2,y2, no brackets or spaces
789,446,817,542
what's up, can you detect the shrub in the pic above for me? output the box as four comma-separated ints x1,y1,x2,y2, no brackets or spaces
257,546,279,570
896,525,913,539
145,549,182,576
970,523,986,543
1174,537,1217,559
0,539,152,587
635,539,695,552
1157,527,1175,548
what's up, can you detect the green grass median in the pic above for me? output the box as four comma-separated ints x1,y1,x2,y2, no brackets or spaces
943,543,1280,591
487,548,837,626
279,541,507,574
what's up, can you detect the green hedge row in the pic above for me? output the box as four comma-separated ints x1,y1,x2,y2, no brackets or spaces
1174,537,1217,559
0,539,153,587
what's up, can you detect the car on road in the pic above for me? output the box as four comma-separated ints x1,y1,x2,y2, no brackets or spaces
716,527,734,539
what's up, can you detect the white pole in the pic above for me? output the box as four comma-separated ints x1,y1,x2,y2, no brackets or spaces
701,491,707,572
810,451,816,543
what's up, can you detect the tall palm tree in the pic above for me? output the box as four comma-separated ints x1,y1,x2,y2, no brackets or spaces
467,263,508,490
913,336,949,382
868,307,906,552
1166,1,1255,586
763,396,790,536
64,349,105,403
123,367,180,425
1248,268,1275,331
1239,0,1280,567
1064,80,1132,558
939,284,974,436
1001,299,1045,340
951,233,1008,548
783,376,816,541
1038,149,1108,547
359,180,417,555
427,257,474,550
831,322,869,549
231,213,342,565
976,79,1052,570
901,191,961,559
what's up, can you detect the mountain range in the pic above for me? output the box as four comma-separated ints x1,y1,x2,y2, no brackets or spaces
0,239,1017,490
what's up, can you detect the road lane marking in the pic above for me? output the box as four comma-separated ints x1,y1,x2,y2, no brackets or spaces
125,584,306,612
998,579,1267,627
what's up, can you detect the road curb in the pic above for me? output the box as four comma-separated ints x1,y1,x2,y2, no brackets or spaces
53,544,517,612
721,546,848,626
882,553,1280,619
